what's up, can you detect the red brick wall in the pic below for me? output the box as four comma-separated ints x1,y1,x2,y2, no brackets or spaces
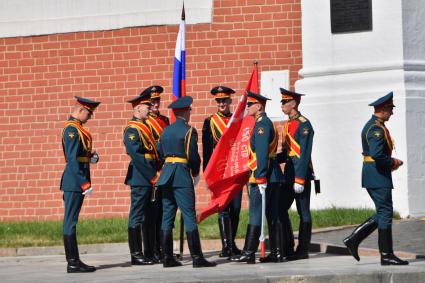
0,0,302,221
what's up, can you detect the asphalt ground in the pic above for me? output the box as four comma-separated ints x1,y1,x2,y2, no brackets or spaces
1,218,424,282
311,218,425,257
0,252,424,283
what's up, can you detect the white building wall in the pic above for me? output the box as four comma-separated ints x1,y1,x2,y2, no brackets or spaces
402,1,425,217
0,0,213,38
296,0,420,217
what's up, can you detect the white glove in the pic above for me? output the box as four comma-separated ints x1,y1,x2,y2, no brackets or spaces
82,187,93,196
90,151,99,164
193,175,200,187
258,184,267,195
293,183,304,194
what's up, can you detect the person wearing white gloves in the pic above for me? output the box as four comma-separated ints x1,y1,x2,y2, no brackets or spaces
60,96,100,273
279,88,315,261
231,91,284,264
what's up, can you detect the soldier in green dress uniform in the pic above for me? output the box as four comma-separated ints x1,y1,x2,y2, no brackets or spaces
61,96,100,273
279,88,314,261
343,92,408,266
156,96,216,268
231,91,284,264
123,91,160,265
202,86,242,258
142,85,169,263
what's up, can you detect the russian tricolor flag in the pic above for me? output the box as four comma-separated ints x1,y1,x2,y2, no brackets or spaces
172,5,186,104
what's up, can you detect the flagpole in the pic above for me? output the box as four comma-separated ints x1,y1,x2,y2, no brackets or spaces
177,2,186,257
171,2,186,122
259,188,266,258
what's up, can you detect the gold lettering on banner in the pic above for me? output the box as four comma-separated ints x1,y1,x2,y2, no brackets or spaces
225,126,252,177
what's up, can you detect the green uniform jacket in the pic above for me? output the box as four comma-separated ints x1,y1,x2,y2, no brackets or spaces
60,116,92,192
124,117,161,187
361,115,397,189
279,112,314,185
156,118,201,188
249,112,284,184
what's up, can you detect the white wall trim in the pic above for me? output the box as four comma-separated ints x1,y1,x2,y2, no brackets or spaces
0,0,213,38
300,60,425,78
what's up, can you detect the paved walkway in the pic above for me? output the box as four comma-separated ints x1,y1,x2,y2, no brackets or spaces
1,218,424,282
311,218,425,258
0,252,424,283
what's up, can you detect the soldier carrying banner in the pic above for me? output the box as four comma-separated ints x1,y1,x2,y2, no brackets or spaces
202,86,242,258
231,91,284,264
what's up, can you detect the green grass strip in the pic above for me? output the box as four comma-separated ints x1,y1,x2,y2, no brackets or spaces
0,208,399,248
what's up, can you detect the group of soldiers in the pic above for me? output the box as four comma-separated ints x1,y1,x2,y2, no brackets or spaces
60,84,408,273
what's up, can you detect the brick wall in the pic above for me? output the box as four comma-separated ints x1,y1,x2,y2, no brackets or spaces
0,0,302,221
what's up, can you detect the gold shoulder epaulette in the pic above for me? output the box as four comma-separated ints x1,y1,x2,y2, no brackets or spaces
298,116,307,122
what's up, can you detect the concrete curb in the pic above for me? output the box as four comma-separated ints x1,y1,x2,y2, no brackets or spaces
309,242,420,259
2,240,420,259
2,222,422,259
0,239,245,257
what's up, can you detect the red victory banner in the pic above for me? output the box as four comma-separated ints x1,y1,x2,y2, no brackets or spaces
198,62,259,222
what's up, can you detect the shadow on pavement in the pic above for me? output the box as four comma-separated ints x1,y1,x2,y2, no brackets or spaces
96,261,132,270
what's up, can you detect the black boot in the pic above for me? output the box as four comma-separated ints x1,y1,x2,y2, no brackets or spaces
231,212,242,255
161,230,182,268
64,234,96,273
186,229,216,268
276,222,288,262
285,219,295,258
379,228,409,266
128,227,154,265
153,222,163,263
260,224,279,263
152,198,163,263
343,217,378,261
230,224,260,264
289,222,312,260
141,222,156,263
218,217,233,257
297,222,312,259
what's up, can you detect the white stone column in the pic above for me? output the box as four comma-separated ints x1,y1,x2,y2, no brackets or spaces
297,0,425,217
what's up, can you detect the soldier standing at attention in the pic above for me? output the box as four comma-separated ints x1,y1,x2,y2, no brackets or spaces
231,91,284,264
279,88,314,261
143,85,170,263
202,86,242,258
156,96,216,268
343,92,408,266
123,91,160,265
61,96,100,273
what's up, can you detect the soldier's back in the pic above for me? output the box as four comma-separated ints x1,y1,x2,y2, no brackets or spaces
157,118,193,188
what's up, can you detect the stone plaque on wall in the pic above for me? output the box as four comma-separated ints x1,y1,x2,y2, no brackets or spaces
331,0,372,33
